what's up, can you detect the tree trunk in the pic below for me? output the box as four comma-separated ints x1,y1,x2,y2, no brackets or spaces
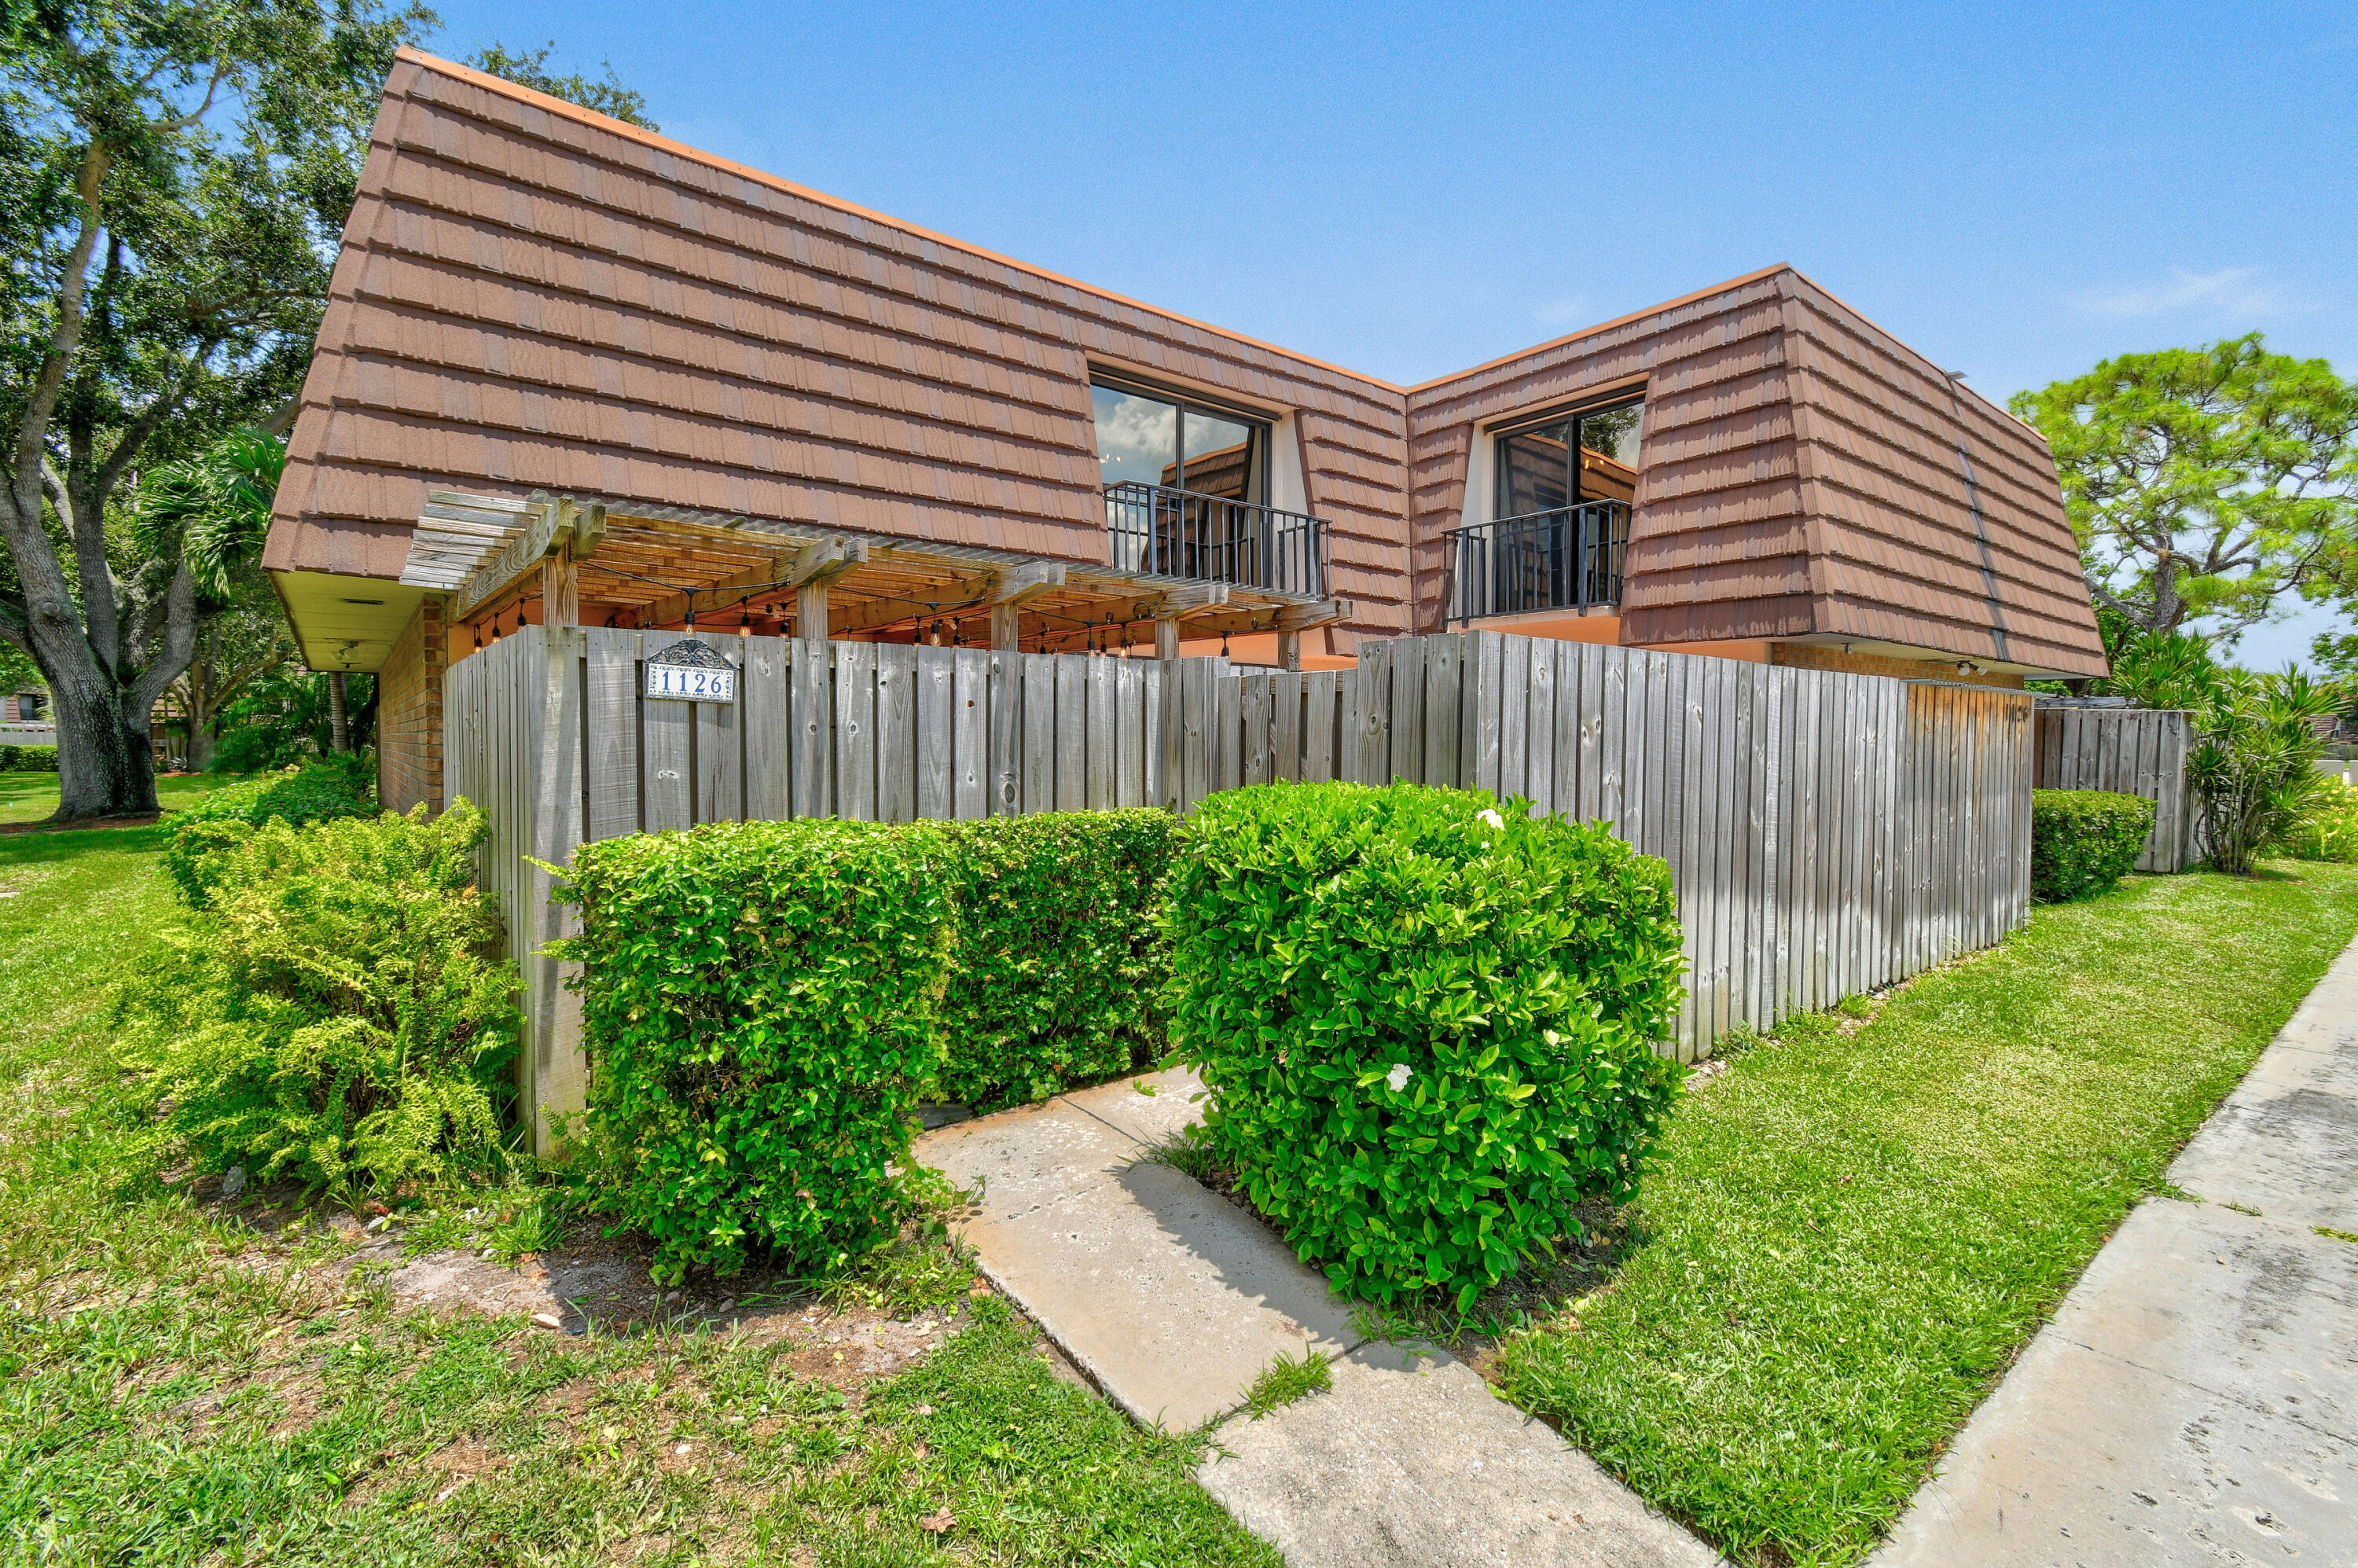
46,659,159,821
328,670,350,754
189,657,219,771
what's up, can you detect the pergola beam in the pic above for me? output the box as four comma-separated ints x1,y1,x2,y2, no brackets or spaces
626,535,865,630
454,500,593,620
827,561,1069,638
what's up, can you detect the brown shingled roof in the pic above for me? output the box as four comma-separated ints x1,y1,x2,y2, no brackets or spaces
267,49,2103,678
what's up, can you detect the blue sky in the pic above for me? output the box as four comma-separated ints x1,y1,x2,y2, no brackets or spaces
419,0,2358,666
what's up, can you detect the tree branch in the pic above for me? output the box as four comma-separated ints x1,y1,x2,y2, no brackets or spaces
130,560,202,722
6,138,110,556
93,336,222,502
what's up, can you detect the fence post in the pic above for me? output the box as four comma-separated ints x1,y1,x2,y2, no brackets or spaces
521,625,587,1156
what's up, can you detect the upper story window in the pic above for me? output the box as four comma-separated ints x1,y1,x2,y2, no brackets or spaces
1092,375,1269,505
1494,395,1644,519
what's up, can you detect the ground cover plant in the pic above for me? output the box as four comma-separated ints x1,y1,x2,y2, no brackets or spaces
115,801,520,1198
0,806,1278,1565
1167,780,1685,1309
160,757,378,905
2028,787,2154,901
1490,860,2358,1566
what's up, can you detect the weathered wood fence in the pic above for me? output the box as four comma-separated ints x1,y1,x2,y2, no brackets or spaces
449,626,2035,1148
2032,705,2197,873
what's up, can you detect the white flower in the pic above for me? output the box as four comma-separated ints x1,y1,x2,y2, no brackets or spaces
1477,808,1504,831
1386,1063,1412,1092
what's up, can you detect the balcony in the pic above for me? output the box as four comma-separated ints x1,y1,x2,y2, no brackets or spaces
1442,501,1629,623
1105,482,1329,598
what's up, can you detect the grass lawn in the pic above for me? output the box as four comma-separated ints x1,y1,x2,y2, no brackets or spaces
1493,861,2358,1567
0,768,237,826
0,813,1275,1563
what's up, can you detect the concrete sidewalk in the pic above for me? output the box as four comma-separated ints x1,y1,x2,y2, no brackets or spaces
914,1070,1721,1568
1875,935,2358,1567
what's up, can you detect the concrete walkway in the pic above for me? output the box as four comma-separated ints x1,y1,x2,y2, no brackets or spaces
914,1069,1721,1568
1875,935,2358,1567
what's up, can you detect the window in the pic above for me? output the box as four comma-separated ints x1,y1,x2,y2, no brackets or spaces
1493,395,1644,519
1092,377,1268,504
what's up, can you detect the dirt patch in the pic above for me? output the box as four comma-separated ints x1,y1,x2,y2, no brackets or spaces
0,812,161,835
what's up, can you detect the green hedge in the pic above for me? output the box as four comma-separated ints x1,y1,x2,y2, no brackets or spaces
934,811,1180,1108
558,811,1183,1280
163,762,378,907
560,820,959,1282
1166,781,1686,1310
0,744,58,772
2030,788,2154,902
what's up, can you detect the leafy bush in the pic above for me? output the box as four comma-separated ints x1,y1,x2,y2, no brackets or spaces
162,759,377,906
2029,788,2155,902
0,744,58,772
115,801,519,1196
1166,781,1685,1310
2279,773,2358,863
558,820,959,1283
932,811,1180,1108
2190,666,2341,874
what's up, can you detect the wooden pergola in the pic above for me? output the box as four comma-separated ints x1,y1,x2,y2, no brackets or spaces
400,491,1348,667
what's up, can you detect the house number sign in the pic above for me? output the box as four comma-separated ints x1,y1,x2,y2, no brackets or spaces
644,637,737,703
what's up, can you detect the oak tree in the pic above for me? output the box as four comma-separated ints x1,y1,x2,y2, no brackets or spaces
0,0,422,820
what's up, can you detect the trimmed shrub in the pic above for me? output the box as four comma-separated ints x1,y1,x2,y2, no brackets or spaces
113,801,518,1196
558,820,959,1283
2030,788,2154,902
163,760,377,907
0,744,58,772
933,810,1181,1108
1166,781,1685,1309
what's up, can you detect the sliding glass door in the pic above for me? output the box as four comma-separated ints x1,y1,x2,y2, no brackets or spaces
1094,377,1271,577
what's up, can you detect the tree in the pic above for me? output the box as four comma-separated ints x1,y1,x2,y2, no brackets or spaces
2011,336,2358,641
211,664,373,772
467,41,656,129
167,591,292,768
138,424,296,766
1,1,425,820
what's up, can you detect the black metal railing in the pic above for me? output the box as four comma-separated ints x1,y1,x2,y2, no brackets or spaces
1442,501,1629,622
1104,482,1329,597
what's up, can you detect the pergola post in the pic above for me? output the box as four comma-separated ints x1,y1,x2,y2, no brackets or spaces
541,545,578,627
796,582,830,641
1276,630,1302,671
990,602,1021,651
1155,617,1181,660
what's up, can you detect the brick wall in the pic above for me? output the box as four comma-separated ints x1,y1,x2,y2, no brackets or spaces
1768,641,2026,689
378,597,446,811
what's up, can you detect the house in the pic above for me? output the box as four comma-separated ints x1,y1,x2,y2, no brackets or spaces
263,50,2106,813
